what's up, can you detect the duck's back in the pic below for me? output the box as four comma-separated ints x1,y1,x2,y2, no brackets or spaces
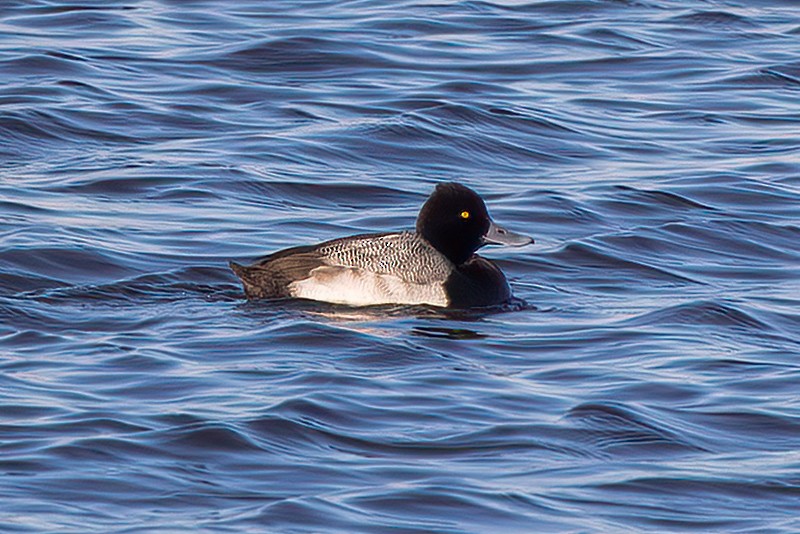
230,232,455,306
315,232,453,283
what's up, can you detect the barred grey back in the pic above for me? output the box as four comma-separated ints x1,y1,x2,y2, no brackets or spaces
316,232,453,284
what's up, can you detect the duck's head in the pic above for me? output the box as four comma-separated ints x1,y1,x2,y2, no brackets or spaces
416,182,533,265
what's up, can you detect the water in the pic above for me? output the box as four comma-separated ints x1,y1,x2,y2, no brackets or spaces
2,0,800,531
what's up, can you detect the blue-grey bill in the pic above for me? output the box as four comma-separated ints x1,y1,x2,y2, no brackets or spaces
483,221,533,247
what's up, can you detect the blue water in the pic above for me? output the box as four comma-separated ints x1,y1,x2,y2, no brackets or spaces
2,1,800,531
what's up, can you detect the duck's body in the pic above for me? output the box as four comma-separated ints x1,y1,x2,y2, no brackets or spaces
230,183,532,308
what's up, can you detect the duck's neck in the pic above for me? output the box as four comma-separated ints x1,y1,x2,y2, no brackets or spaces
418,230,476,266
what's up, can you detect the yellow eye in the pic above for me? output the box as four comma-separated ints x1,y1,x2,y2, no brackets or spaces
460,210,470,219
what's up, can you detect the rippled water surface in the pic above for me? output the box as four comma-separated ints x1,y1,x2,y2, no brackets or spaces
2,1,800,531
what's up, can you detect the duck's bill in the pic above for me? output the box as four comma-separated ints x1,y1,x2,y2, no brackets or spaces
483,221,534,247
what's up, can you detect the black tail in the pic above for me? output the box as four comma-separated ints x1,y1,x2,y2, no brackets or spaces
229,261,247,279
229,261,259,298
229,261,287,299
230,252,321,300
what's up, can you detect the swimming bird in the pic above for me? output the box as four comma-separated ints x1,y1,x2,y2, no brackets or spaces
230,182,532,308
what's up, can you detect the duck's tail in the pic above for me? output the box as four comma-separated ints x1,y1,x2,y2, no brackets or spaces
229,261,261,299
230,260,293,300
229,261,247,280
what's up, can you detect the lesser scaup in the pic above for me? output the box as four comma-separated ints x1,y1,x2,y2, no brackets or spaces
230,182,532,308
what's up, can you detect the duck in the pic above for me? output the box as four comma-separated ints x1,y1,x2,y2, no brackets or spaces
229,182,532,308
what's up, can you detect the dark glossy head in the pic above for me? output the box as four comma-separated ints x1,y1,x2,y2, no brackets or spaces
416,183,533,265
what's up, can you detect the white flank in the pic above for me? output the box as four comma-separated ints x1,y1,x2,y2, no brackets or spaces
289,266,448,307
